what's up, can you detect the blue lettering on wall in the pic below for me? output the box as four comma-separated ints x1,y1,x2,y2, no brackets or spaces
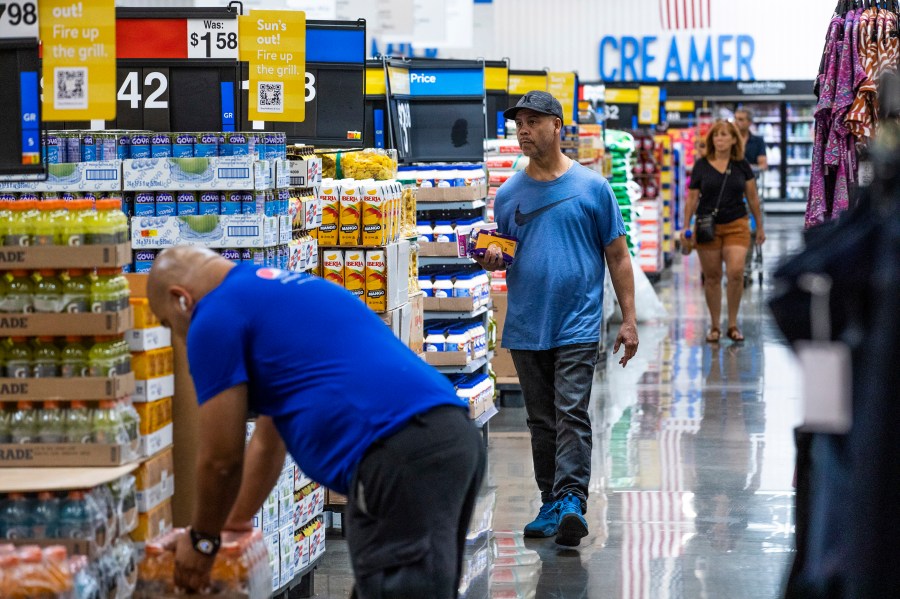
687,37,714,80
621,36,640,81
599,36,619,80
641,36,658,81
717,35,734,81
736,35,756,80
663,37,684,80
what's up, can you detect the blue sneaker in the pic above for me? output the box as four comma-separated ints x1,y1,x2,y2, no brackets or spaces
555,494,588,547
523,501,560,538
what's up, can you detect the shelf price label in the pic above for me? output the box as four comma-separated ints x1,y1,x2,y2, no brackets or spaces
0,2,38,39
187,18,239,59
239,10,306,123
39,0,116,121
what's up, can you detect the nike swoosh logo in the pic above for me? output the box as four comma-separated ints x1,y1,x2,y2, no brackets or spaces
514,196,578,226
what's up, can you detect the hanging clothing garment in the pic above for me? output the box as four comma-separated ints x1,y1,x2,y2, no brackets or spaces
807,16,846,228
875,10,899,82
845,8,877,140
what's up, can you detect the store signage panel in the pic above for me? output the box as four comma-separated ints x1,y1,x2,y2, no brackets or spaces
408,68,483,97
638,85,660,125
0,1,39,39
508,73,546,96
547,72,576,126
485,65,508,92
187,17,239,60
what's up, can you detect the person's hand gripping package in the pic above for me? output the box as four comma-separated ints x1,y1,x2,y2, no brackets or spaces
474,245,507,272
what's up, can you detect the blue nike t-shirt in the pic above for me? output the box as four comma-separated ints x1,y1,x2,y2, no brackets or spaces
187,265,466,495
494,162,626,350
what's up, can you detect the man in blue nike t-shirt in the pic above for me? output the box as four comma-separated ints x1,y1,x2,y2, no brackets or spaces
476,91,638,548
148,246,484,598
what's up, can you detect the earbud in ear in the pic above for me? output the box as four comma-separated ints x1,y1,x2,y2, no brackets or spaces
179,296,188,311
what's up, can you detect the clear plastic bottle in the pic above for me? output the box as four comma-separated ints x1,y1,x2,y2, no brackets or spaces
32,270,63,313
88,336,118,377
57,491,96,540
10,401,38,443
93,400,126,445
3,270,34,313
32,492,61,538
31,337,60,377
37,400,66,443
1,493,32,539
61,200,92,246
33,200,68,246
0,201,13,246
91,199,128,245
91,269,126,313
5,337,32,378
5,201,34,246
119,402,140,456
61,336,89,378
65,401,93,443
112,338,131,375
61,269,91,313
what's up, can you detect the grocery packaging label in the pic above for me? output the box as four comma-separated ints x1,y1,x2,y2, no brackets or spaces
344,251,366,300
339,186,362,246
318,184,340,246
365,250,387,312
362,185,386,246
321,251,345,287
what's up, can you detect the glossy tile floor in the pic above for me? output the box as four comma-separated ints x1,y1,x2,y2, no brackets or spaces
312,216,805,599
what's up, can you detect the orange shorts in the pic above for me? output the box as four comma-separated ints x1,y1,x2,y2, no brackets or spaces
695,216,751,251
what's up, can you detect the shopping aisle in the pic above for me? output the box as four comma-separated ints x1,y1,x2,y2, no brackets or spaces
311,216,804,599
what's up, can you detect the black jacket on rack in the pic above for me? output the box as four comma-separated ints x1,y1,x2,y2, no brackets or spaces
771,117,900,597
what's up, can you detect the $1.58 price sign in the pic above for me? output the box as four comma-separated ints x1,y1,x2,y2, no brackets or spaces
187,18,238,59
0,2,38,39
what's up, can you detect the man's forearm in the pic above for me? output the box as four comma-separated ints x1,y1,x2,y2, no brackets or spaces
226,421,287,526
192,455,243,535
608,250,636,323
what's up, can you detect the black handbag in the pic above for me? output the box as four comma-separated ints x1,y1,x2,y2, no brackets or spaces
695,162,731,244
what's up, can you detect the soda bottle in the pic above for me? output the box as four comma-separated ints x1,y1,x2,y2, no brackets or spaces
90,199,128,245
10,402,38,443
61,336,89,377
88,337,118,377
5,201,33,246
37,400,66,443
61,269,91,313
0,406,11,443
1,494,32,538
5,337,32,378
65,401,93,443
31,337,60,377
60,200,91,246
32,270,63,313
93,400,127,445
57,491,95,541
2,271,34,313
91,269,127,313
33,200,68,246
32,492,61,538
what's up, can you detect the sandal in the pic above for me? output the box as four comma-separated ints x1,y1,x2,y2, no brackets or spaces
706,328,721,343
727,327,745,343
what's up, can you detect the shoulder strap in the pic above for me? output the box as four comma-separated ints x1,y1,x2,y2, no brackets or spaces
711,161,731,216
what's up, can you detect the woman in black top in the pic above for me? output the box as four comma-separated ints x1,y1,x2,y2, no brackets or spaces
681,120,766,343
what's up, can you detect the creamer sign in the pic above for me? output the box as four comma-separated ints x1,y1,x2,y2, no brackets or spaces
599,34,756,82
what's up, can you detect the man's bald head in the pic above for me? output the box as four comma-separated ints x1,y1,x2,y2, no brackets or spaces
148,246,234,339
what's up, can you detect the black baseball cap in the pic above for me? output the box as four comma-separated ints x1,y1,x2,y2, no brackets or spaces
504,91,564,122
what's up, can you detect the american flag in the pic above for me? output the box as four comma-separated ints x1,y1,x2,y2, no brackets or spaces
660,0,711,30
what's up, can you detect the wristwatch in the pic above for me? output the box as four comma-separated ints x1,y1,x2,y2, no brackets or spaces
189,529,221,557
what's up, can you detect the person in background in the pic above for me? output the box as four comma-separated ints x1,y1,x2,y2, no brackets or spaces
477,91,639,548
147,247,485,599
734,108,768,172
681,120,766,344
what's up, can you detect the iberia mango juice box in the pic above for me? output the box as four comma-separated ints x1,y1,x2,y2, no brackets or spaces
344,251,366,300
321,251,345,287
339,185,363,246
362,184,387,247
318,182,341,246
365,250,387,312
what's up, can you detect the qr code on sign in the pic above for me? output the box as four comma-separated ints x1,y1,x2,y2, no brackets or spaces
258,82,284,114
54,67,88,110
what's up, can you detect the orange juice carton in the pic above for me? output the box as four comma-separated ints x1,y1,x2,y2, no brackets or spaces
344,250,366,300
365,250,387,311
321,250,345,287
317,181,341,246
339,183,363,246
362,182,387,246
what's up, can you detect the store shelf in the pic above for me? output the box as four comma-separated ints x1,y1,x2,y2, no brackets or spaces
416,199,486,211
434,352,493,374
419,255,475,266
0,463,139,493
474,404,499,429
425,303,491,321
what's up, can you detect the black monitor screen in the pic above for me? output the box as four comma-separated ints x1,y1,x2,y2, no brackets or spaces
407,101,485,163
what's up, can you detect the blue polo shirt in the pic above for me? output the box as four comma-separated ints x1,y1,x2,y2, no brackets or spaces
494,162,626,350
187,265,465,495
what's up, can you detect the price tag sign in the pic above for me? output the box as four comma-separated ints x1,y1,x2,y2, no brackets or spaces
0,2,38,39
187,18,239,59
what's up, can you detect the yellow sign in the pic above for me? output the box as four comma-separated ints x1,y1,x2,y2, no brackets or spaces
638,86,661,125
665,100,696,112
485,66,509,92
39,0,116,121
239,10,306,122
605,88,639,104
508,74,547,96
547,72,577,125
365,67,386,96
